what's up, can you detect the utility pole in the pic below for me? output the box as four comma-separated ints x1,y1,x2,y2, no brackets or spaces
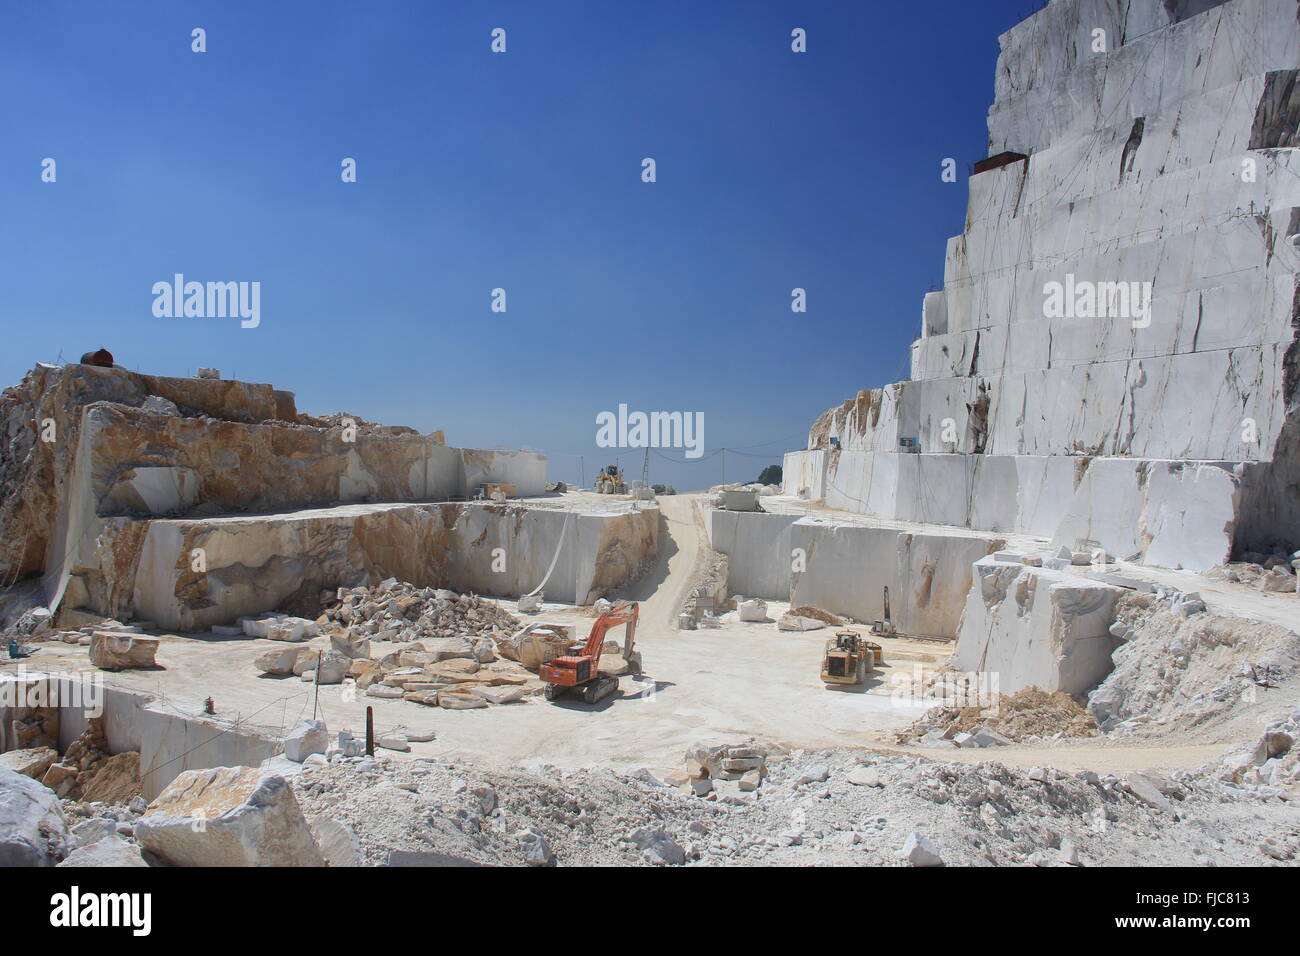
641,447,650,489
720,448,725,487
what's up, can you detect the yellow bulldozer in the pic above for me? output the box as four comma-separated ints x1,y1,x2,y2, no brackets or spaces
821,630,882,686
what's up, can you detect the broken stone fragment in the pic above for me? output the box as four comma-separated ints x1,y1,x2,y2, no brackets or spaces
777,613,825,631
402,689,441,706
265,617,319,642
517,827,554,866
897,831,943,867
70,817,118,848
348,659,380,682
470,685,527,705
310,651,350,685
628,826,685,866
381,666,424,686
437,690,489,709
1253,730,1293,763
424,637,477,662
428,658,480,677
330,630,371,660
796,763,830,785
88,632,159,670
283,719,328,763
847,767,883,787
135,766,325,866
1123,772,1176,815
57,834,148,868
307,815,362,867
239,613,285,638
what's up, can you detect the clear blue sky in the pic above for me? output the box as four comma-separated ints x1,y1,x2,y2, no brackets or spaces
0,0,1039,491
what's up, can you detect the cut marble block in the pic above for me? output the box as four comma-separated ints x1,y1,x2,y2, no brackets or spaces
954,557,1122,696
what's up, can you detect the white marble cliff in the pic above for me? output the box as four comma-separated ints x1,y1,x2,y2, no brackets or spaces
784,0,1300,571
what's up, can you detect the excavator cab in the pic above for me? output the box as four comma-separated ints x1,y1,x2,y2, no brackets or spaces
540,601,640,704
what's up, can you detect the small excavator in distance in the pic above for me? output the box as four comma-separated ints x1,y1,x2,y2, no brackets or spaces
540,601,641,703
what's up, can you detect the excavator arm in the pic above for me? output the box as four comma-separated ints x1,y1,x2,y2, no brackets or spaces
581,603,638,658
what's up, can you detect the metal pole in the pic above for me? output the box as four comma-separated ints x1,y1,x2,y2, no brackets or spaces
312,650,322,720
365,706,374,756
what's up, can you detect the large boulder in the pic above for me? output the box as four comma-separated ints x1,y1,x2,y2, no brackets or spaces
255,645,303,676
310,651,351,685
134,767,325,866
0,767,72,866
0,746,57,779
330,630,371,660
89,632,159,670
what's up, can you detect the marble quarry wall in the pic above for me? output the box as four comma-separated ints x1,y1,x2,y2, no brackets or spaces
784,0,1300,571
0,362,597,628
708,509,1002,638
75,500,658,631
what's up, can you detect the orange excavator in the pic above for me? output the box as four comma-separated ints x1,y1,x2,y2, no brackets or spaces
540,601,641,703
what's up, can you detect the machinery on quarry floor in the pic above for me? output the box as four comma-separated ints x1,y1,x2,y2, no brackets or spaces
871,586,896,638
594,464,627,495
821,630,880,687
541,601,641,703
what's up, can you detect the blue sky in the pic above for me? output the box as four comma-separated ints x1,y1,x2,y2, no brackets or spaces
0,0,1038,491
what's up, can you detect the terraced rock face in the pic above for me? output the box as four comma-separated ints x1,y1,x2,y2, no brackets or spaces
0,362,560,623
784,0,1300,567
0,363,289,586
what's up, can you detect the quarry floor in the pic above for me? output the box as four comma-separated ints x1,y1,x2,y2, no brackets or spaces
11,494,1296,785
11,495,944,777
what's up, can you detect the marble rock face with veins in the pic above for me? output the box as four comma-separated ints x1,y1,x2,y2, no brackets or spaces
784,0,1300,571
